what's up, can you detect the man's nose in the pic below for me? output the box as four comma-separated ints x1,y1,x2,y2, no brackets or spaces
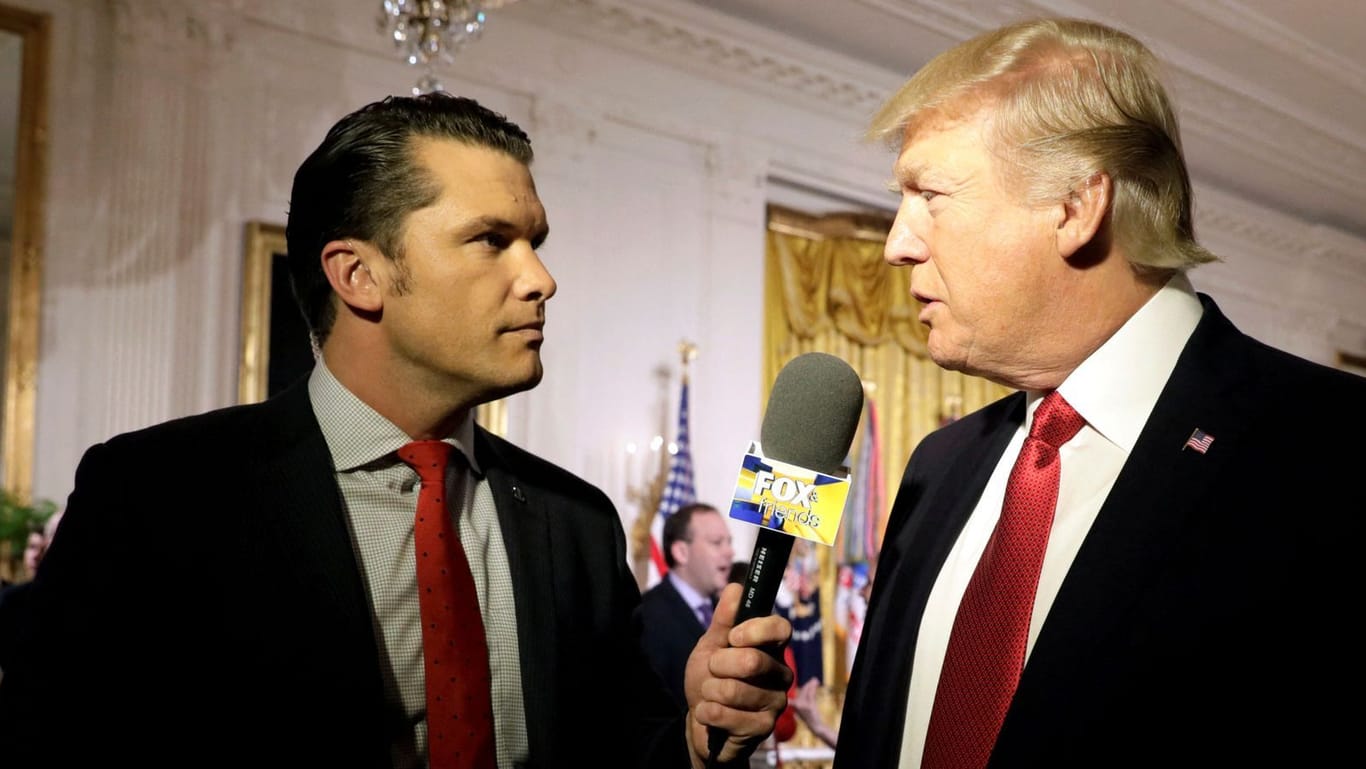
885,222,929,266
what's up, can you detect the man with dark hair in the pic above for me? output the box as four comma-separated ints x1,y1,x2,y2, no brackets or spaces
634,502,734,710
0,93,791,769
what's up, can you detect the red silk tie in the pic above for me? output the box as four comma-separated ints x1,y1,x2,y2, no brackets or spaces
921,392,1085,769
397,441,497,769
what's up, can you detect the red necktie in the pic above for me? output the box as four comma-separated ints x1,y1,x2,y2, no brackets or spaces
397,441,497,769
921,392,1085,769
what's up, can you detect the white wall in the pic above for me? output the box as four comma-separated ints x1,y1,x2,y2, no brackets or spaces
11,0,1366,559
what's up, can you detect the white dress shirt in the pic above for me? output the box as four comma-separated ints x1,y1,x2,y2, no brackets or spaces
898,274,1204,767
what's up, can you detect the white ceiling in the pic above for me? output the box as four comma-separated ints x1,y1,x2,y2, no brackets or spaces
676,0,1366,241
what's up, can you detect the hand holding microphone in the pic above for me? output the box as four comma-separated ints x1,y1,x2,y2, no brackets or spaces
685,352,865,768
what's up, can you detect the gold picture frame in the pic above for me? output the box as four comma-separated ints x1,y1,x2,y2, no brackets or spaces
237,220,508,435
238,221,291,404
1338,351,1366,379
1,4,50,501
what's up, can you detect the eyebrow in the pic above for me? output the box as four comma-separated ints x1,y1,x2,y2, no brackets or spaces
893,156,933,185
461,215,550,249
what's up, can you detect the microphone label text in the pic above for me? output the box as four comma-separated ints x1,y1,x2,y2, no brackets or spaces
727,443,852,546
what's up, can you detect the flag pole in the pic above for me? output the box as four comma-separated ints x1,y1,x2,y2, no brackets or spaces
645,341,698,576
628,340,700,590
678,339,698,386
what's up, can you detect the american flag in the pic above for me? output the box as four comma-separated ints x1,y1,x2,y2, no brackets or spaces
842,398,883,566
1183,428,1215,454
649,376,696,582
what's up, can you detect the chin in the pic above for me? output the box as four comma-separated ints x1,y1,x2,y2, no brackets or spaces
483,368,542,402
926,340,966,374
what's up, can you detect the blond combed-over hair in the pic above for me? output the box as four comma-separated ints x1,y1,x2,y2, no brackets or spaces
869,18,1219,273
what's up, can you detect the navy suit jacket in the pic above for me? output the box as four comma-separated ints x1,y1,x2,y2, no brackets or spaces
835,296,1366,767
0,380,689,769
634,576,708,712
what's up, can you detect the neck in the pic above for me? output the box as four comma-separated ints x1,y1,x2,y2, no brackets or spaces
995,263,1166,392
321,329,473,440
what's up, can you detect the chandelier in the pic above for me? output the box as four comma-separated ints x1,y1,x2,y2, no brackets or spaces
378,1,521,95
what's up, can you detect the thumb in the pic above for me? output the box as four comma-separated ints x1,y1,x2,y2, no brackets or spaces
699,582,743,651
685,582,742,708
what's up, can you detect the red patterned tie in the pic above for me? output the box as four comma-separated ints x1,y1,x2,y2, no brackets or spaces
921,392,1085,769
397,441,497,769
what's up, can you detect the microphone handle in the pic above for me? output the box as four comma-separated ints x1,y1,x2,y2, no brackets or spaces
734,527,795,639
705,527,795,765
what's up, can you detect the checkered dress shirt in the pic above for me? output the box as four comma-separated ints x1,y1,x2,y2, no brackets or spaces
309,362,528,769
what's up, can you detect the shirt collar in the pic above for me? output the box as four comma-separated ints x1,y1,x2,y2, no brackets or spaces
667,571,711,612
1050,272,1204,452
308,359,481,474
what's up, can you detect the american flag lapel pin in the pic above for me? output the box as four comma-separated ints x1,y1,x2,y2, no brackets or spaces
1183,428,1214,454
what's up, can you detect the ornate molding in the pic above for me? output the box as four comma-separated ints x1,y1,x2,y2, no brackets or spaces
538,0,897,116
859,0,1029,39
1170,0,1366,93
1197,188,1366,286
1170,71,1363,195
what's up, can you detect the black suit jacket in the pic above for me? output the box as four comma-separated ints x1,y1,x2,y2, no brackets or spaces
634,577,708,712
836,296,1366,768
0,380,689,769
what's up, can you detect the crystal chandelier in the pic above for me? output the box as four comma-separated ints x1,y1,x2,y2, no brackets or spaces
378,1,520,95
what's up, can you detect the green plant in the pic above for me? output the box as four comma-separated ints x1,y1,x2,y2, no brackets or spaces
0,488,58,579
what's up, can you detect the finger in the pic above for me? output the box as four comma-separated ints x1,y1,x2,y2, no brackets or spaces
699,674,797,715
691,697,785,739
703,582,742,643
688,685,788,754
726,613,791,649
686,710,773,765
706,645,794,689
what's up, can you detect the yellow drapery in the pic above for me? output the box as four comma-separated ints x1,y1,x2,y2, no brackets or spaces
762,203,1013,697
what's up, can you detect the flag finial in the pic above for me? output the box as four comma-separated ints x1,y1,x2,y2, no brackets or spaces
678,339,698,371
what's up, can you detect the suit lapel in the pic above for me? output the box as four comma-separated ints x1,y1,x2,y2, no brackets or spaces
254,383,375,628
475,427,558,763
840,394,1022,768
1001,297,1251,758
229,382,387,720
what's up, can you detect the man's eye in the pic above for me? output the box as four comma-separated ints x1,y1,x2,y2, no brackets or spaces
919,189,940,202
477,232,510,249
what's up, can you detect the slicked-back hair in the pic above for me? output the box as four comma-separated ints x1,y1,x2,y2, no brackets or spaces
868,17,1218,273
662,503,720,570
285,92,534,345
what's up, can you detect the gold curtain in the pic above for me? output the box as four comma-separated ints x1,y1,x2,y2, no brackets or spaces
763,204,1013,694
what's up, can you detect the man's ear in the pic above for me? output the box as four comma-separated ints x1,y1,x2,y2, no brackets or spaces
320,239,383,313
1057,172,1112,260
669,539,690,568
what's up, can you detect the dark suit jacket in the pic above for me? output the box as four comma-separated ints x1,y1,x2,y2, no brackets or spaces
0,580,36,673
0,380,690,769
836,296,1366,768
634,577,707,712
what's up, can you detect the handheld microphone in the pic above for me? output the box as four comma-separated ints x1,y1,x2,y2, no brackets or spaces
706,352,864,764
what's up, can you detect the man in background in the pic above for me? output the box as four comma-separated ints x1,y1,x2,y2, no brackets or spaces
837,17,1366,768
19,524,45,580
635,502,734,710
0,92,791,769
0,511,61,678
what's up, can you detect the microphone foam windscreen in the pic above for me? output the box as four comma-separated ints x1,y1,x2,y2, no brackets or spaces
759,352,865,476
